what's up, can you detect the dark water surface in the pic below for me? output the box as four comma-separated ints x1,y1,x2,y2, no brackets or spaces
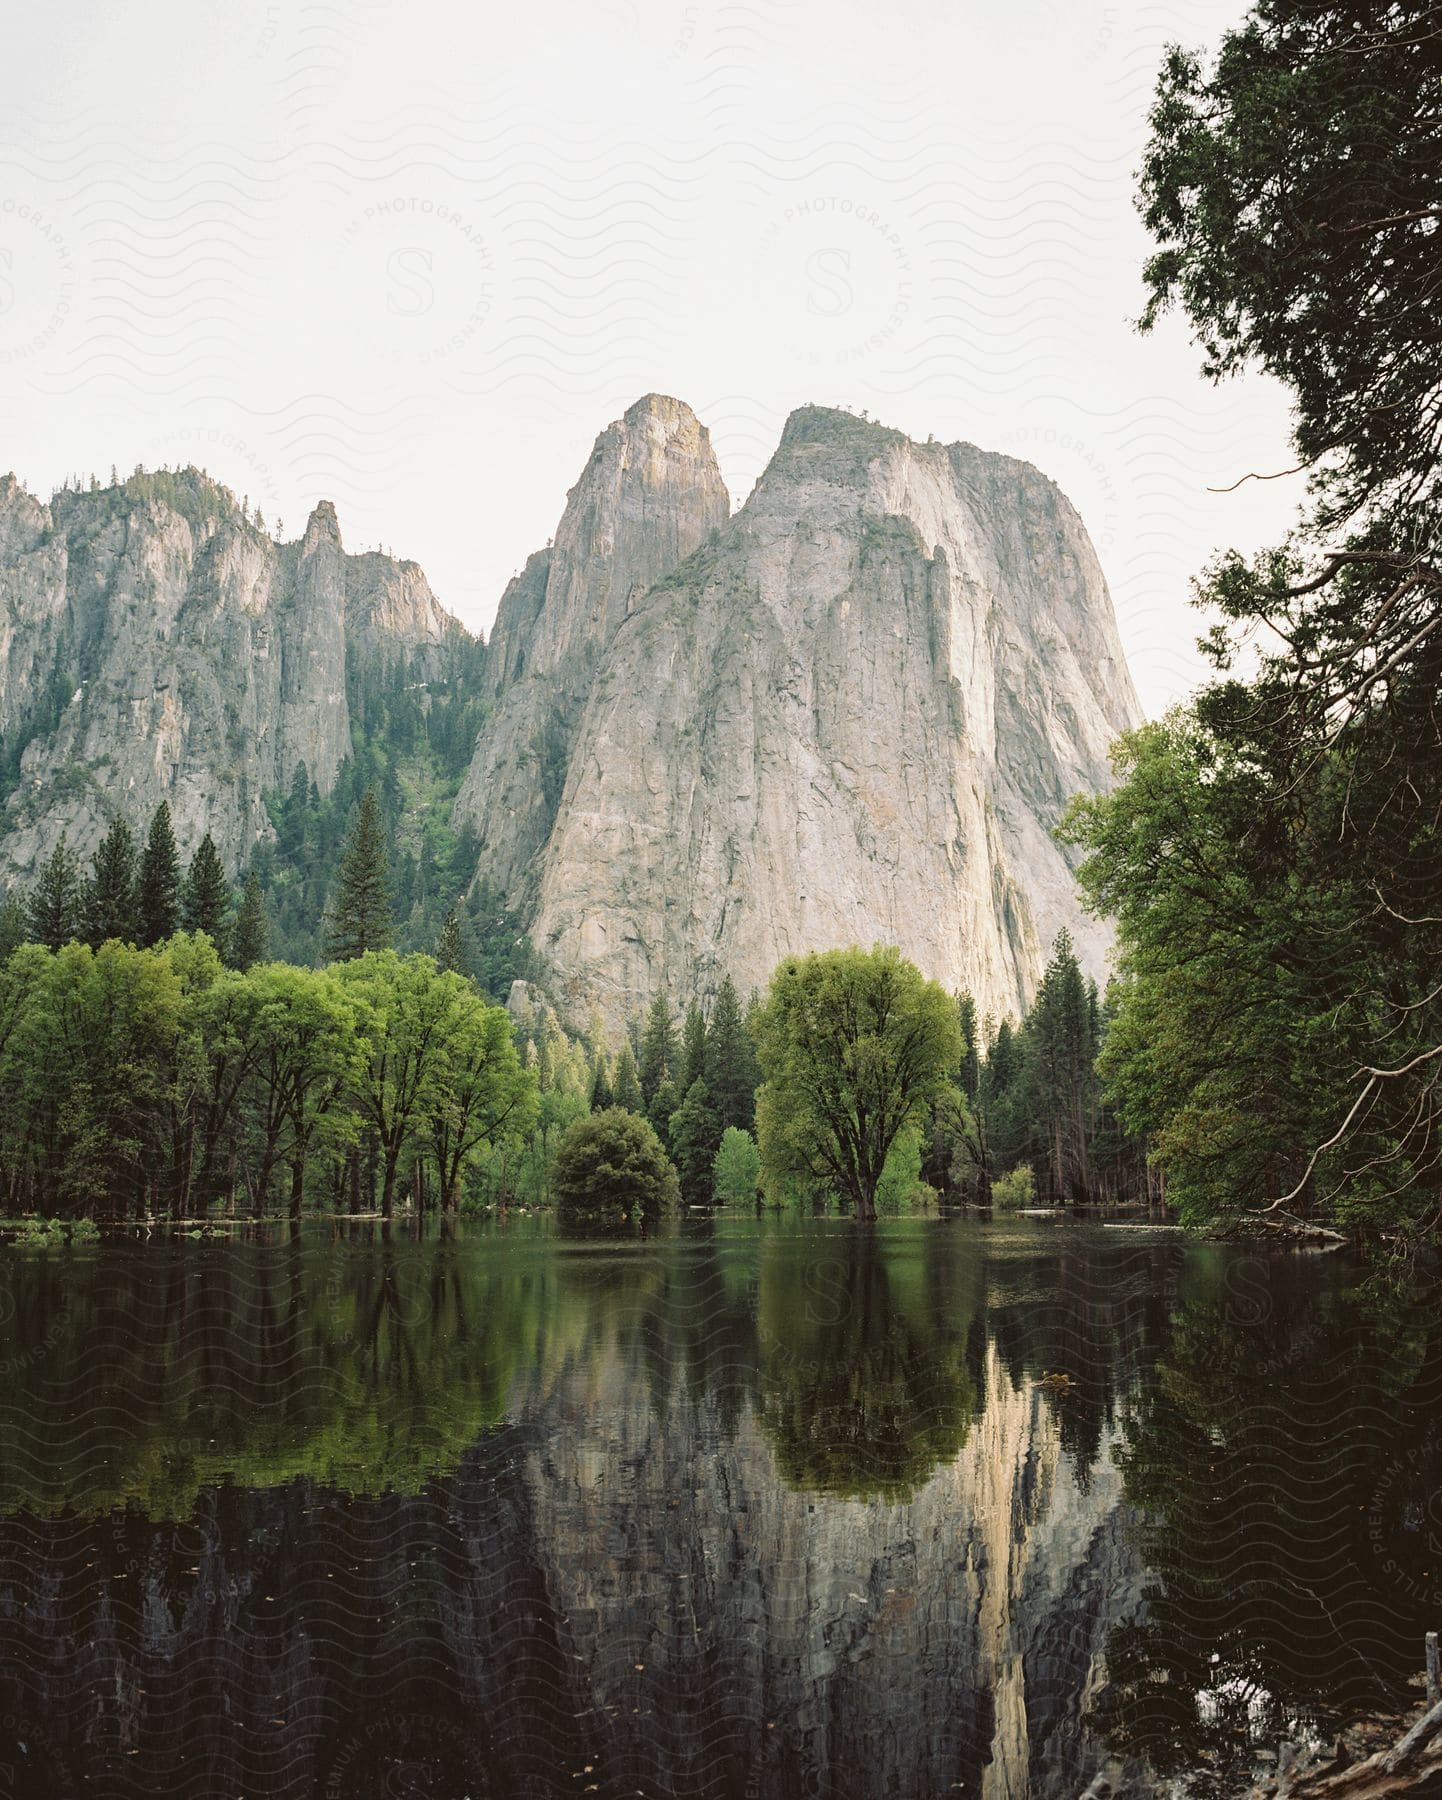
0,1217,1439,1799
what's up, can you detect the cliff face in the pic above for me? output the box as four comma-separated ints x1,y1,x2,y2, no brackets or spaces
453,393,730,901
458,400,1140,1026
0,471,463,883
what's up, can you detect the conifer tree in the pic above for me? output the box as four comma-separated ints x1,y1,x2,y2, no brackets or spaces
639,993,678,1104
324,786,393,961
679,1002,707,1095
647,1075,679,1147
27,835,81,950
705,975,758,1133
589,1048,614,1113
669,1077,722,1206
181,832,230,952
0,893,24,959
613,1042,643,1114
84,815,138,946
436,905,467,976
232,871,270,971
137,802,181,945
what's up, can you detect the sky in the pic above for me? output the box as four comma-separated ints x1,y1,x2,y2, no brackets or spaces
0,0,1302,716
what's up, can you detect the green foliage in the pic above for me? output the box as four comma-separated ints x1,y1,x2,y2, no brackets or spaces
137,802,181,946
0,938,535,1221
26,834,81,950
611,1041,643,1114
324,785,394,960
753,945,962,1220
231,870,269,971
705,974,758,1133
638,992,678,1103
712,1126,762,1206
991,1165,1036,1211
180,832,230,957
551,1107,679,1234
668,1076,722,1205
1078,0,1442,1236
84,816,138,946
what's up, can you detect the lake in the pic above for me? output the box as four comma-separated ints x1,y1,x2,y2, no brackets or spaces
0,1217,1437,1799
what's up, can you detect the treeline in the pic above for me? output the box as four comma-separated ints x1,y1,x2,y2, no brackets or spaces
0,936,532,1221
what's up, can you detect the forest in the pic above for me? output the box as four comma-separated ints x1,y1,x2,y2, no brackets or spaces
0,770,1136,1224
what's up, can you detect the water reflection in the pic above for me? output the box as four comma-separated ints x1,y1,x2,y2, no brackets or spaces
0,1220,1427,1797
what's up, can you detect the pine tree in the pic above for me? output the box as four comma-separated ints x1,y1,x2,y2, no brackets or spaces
27,835,81,950
668,1077,722,1206
704,975,758,1132
589,1048,614,1112
232,871,270,971
639,993,678,1104
647,1076,679,1147
613,1042,643,1114
324,786,393,961
679,1002,707,1095
181,832,230,952
84,815,138,946
436,905,467,976
0,894,24,959
137,802,181,945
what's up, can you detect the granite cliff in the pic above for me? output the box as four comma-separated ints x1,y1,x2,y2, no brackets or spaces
0,468,462,884
456,397,1141,1026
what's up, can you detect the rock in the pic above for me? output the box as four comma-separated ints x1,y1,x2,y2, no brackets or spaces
0,470,470,884
457,400,1141,1028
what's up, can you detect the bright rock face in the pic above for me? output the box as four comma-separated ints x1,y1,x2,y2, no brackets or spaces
0,471,461,882
457,401,1140,1026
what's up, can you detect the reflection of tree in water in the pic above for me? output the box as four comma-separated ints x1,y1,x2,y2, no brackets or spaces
1095,1253,1442,1784
756,1226,979,1501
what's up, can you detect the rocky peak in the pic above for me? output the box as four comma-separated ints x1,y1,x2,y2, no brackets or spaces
455,398,1142,1029
486,392,730,694
299,499,342,556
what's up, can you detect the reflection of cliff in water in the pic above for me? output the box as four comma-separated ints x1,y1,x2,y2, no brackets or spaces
0,1222,1173,1799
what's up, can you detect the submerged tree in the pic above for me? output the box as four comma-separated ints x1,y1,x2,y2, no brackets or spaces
753,945,963,1220
552,1107,679,1234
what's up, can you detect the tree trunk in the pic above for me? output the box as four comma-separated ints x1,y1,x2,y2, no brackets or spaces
289,1157,305,1223
348,1146,361,1215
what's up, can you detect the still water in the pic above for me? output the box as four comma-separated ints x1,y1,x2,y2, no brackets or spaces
0,1217,1438,1799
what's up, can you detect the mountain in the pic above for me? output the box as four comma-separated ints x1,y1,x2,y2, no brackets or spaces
455,398,1141,1027
0,468,468,888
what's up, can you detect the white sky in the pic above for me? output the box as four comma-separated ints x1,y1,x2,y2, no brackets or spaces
0,0,1301,716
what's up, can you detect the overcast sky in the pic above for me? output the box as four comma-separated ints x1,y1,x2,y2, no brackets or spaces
1,0,1300,715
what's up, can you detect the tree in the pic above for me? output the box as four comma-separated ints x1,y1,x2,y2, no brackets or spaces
232,871,269,971
668,1077,722,1206
426,988,536,1211
678,1002,707,1094
705,974,758,1132
333,952,462,1222
647,1075,679,1147
1069,0,1442,1235
324,786,393,961
181,833,230,955
84,816,138,946
638,993,678,1104
435,905,467,976
26,835,81,951
0,895,24,960
551,1108,679,1234
712,1126,761,1207
137,803,181,946
612,1041,643,1114
753,945,963,1221
588,1047,614,1112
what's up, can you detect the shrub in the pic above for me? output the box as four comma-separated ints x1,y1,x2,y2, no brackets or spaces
991,1165,1036,1211
552,1107,679,1234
